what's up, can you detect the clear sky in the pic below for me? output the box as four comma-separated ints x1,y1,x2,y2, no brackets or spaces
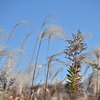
0,0,100,83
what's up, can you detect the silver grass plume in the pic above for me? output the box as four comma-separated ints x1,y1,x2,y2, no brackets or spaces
40,25,66,42
6,21,30,44
82,46,100,99
41,13,58,27
93,46,100,60
0,47,25,99
0,33,8,42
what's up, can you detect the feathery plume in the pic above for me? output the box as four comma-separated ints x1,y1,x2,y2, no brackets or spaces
40,25,66,42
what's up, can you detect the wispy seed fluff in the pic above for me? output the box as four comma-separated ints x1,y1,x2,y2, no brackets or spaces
93,46,100,60
41,25,66,42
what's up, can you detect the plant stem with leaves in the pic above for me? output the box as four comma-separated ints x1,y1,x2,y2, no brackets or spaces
65,29,87,100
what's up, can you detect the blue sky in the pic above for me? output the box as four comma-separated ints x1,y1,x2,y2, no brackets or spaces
0,0,100,83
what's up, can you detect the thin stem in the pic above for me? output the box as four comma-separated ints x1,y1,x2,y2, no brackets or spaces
30,41,42,97
44,42,50,82
44,41,50,100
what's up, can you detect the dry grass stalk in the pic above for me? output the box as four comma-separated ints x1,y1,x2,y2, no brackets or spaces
30,14,66,97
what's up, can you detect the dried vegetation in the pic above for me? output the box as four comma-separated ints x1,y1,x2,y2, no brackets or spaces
0,15,99,100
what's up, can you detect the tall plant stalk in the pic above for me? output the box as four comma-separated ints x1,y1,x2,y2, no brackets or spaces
31,40,42,94
30,14,66,99
43,25,66,99
65,30,87,100
44,41,50,100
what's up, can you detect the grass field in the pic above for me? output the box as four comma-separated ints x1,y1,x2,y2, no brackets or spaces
0,16,100,100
